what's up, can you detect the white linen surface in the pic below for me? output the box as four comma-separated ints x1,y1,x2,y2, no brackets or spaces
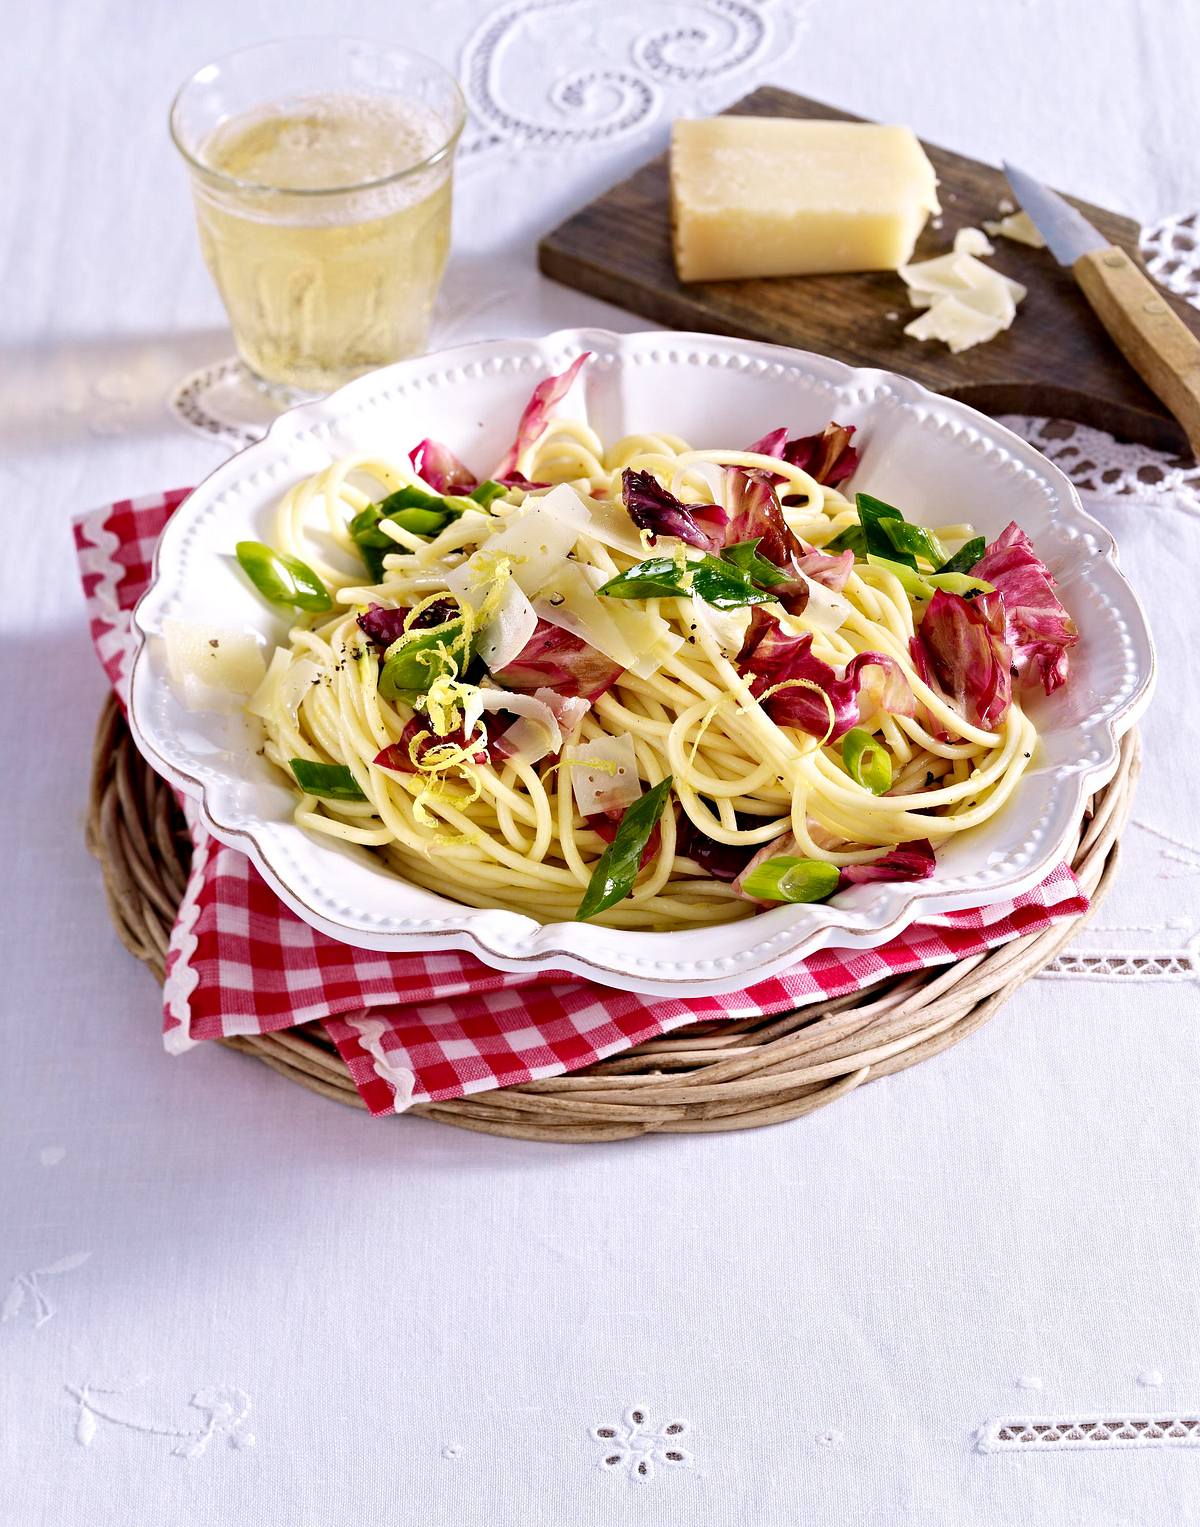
1,2,1197,1524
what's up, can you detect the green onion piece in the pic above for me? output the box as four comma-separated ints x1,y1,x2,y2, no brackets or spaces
842,728,893,795
290,758,367,801
690,556,773,609
597,557,691,600
856,492,917,569
720,538,788,588
598,554,769,608
880,517,948,569
865,553,934,599
470,479,507,507
377,484,445,514
378,619,471,700
349,485,475,576
739,856,840,904
235,541,332,612
575,777,673,921
924,571,995,596
936,535,986,575
386,507,449,537
826,524,867,557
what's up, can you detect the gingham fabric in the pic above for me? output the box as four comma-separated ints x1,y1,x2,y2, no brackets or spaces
75,492,1090,1115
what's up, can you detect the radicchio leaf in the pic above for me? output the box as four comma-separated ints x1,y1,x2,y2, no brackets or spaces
793,544,855,592
746,421,859,488
408,439,477,494
489,617,624,701
724,469,854,607
356,599,459,651
494,471,551,491
374,716,488,772
586,810,662,871
675,813,759,882
971,521,1078,695
622,468,727,552
915,589,1012,730
839,839,936,887
737,608,913,742
495,353,591,478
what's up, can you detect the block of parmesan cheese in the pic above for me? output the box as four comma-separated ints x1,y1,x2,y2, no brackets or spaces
670,118,940,282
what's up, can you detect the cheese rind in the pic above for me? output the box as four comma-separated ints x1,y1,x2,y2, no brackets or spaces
670,118,940,282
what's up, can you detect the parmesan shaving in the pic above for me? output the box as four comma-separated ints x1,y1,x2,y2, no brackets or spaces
479,689,562,765
475,578,538,672
984,209,1047,248
567,734,641,816
899,230,1027,353
163,618,266,712
446,489,582,605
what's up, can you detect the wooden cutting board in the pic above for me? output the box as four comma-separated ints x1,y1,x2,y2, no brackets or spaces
538,86,1199,455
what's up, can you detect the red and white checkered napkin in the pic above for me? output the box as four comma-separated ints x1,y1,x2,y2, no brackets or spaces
75,490,1089,1116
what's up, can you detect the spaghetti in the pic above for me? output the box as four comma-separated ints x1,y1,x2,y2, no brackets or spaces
228,358,1075,931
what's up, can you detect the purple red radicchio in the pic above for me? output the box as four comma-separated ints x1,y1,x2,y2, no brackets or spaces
622,468,728,552
970,522,1078,695
915,590,1013,731
839,839,936,887
408,439,477,494
374,716,489,772
725,469,855,603
746,420,860,489
356,600,459,651
737,608,913,742
489,617,624,701
495,353,591,479
675,813,759,882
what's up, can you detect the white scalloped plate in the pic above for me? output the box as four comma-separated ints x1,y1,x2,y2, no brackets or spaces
128,329,1154,997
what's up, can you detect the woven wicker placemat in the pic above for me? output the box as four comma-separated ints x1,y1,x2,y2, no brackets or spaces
87,696,1139,1142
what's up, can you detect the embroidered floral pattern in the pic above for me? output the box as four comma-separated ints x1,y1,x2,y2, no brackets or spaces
2,1252,91,1329
591,1407,693,1480
66,1381,255,1458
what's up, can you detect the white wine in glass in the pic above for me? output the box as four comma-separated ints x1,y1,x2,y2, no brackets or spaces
171,40,465,399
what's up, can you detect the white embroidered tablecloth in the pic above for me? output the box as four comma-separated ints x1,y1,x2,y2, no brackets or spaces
2,3,1198,1524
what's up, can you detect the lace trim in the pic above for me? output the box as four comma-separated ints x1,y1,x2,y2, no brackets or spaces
1043,953,1199,980
977,1415,1200,1453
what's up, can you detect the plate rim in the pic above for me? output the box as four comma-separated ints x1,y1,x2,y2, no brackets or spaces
126,327,1156,996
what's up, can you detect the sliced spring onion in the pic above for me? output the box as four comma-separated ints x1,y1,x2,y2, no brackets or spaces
826,524,867,557
865,553,934,599
350,485,479,575
936,535,986,575
720,538,788,588
235,541,332,612
290,758,367,801
855,493,917,570
880,517,947,568
739,856,840,904
470,479,508,507
924,570,994,596
690,557,772,609
575,776,673,921
596,556,689,600
842,728,893,795
378,619,472,700
597,554,769,609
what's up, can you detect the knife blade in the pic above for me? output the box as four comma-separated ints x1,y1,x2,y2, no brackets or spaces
1003,161,1200,460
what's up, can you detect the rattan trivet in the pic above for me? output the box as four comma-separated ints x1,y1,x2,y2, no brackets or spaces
87,696,1138,1142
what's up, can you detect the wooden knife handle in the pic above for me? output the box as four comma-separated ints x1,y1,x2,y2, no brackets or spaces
1074,245,1200,460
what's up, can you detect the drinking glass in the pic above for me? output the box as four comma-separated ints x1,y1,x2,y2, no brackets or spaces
170,38,466,399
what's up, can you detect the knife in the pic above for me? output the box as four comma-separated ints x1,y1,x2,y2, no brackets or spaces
1005,161,1200,459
